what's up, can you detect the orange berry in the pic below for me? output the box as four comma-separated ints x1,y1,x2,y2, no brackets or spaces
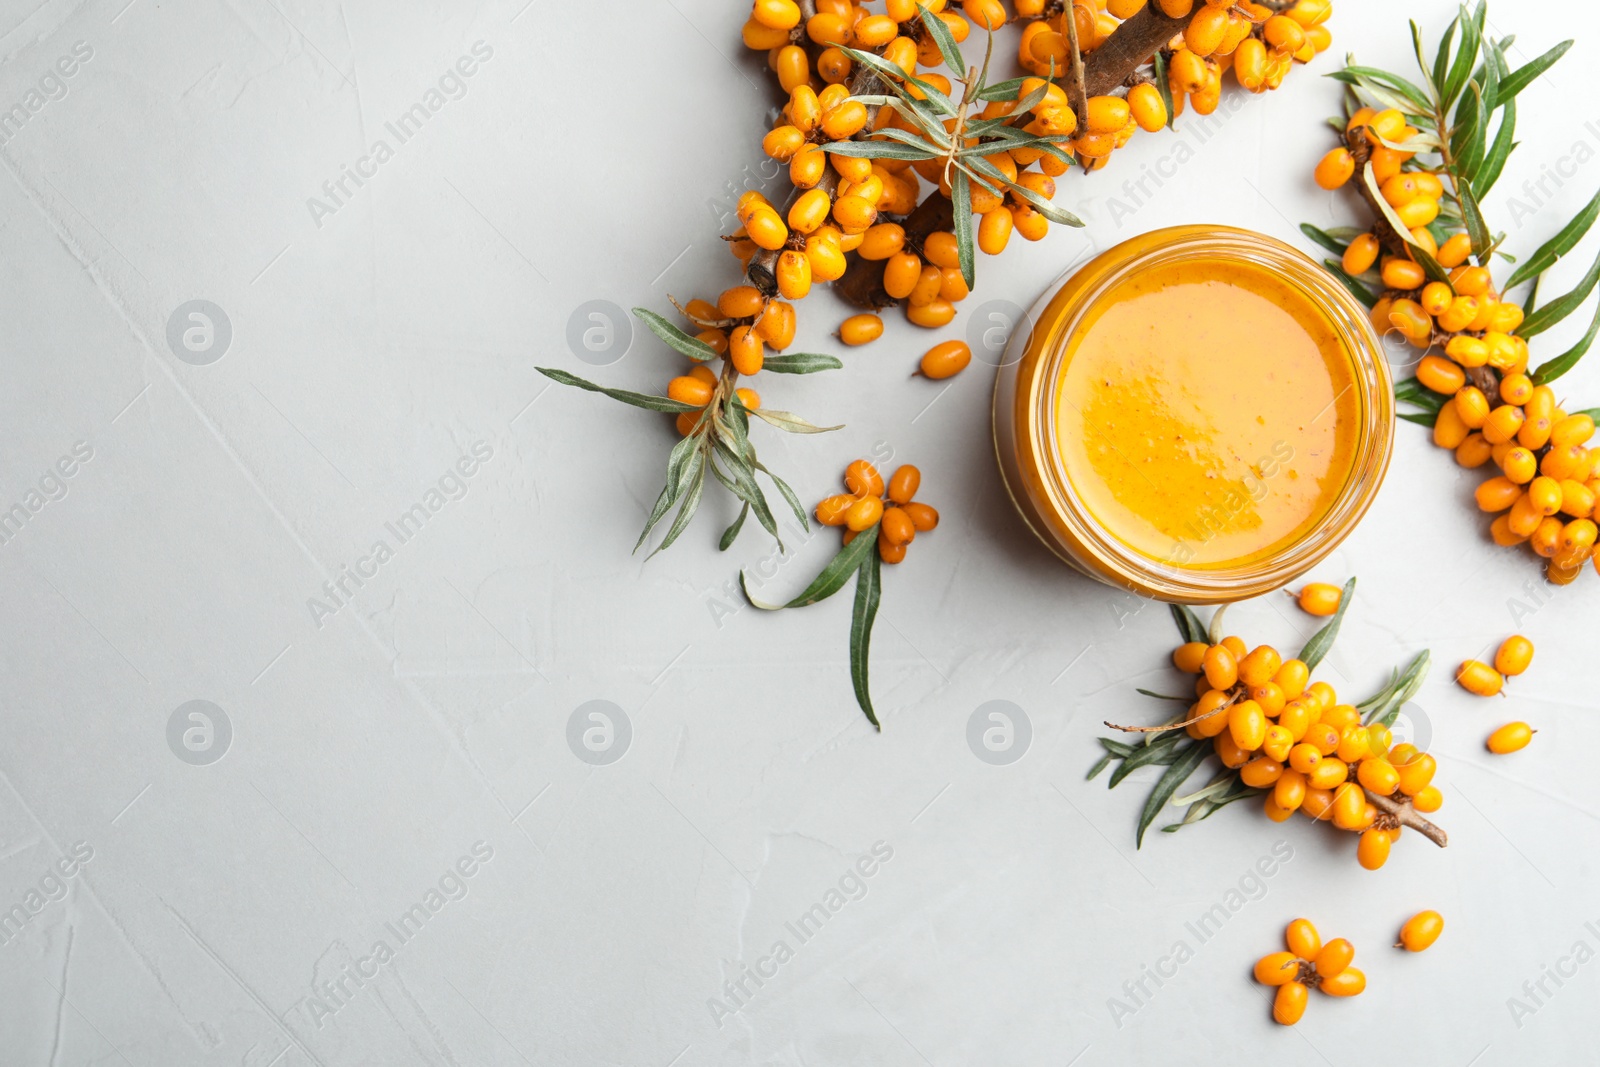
919,339,972,379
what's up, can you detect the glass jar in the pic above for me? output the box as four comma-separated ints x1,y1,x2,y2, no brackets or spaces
992,225,1393,604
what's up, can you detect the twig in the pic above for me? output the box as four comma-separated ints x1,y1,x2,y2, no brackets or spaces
1366,788,1448,848
1081,2,1192,97
1062,6,1088,133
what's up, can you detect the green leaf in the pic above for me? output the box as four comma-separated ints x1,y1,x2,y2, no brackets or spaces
1087,752,1114,781
1532,294,1600,384
741,523,879,609
917,6,966,76
761,352,844,374
650,458,707,557
1496,39,1572,104
632,308,718,362
1442,2,1485,110
635,430,705,552
822,139,940,160
849,550,882,730
1475,91,1516,196
1108,734,1189,788
719,504,748,551
1431,14,1459,99
1398,411,1440,427
959,155,1084,226
1099,737,1137,758
1169,603,1208,645
536,367,697,414
1335,66,1432,111
749,408,843,434
712,439,781,548
1136,742,1210,848
975,76,1028,102
1134,690,1191,703
951,169,975,290
1364,650,1431,728
1298,576,1357,670
1300,223,1348,257
1153,51,1176,130
1458,180,1493,263
1520,245,1600,338
1323,259,1378,307
1503,186,1600,291
751,458,808,529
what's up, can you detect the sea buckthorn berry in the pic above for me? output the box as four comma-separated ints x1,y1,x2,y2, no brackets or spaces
902,502,939,531
1279,700,1314,741
806,11,852,45
1444,336,1488,369
1306,681,1337,712
742,17,791,49
1174,642,1209,673
907,298,957,328
1397,196,1440,228
1381,173,1422,206
1542,443,1588,480
1314,939,1354,980
1380,258,1426,290
1252,683,1287,718
1453,386,1490,429
923,231,960,270
728,325,764,375
1308,757,1348,791
919,339,972,380
1263,13,1306,51
1456,433,1492,469
845,495,884,532
1321,704,1360,733
939,267,971,302
1413,785,1443,813
1357,757,1399,796
1336,726,1370,764
1314,147,1355,189
1127,82,1167,131
1301,786,1335,820
962,0,1006,30
978,207,1013,254
718,285,764,319
1487,721,1534,754
1272,769,1306,813
1288,743,1322,775
881,506,916,547
816,494,855,526
1438,297,1480,335
1456,659,1503,697
1531,516,1564,558
1399,911,1444,952
1481,403,1525,445
877,535,907,564
1273,981,1308,1026
667,376,713,407
1552,413,1597,449
1396,751,1437,796
1475,476,1520,512
845,460,884,498
1273,659,1309,700
1449,264,1491,296
1322,967,1366,997
1342,233,1380,275
1240,756,1284,788
776,250,811,299
752,0,802,30
1508,493,1544,537
1108,0,1147,15
1562,483,1597,520
1215,731,1252,768
1419,280,1454,316
1296,583,1342,616
1221,635,1247,660
763,124,805,162
1436,233,1473,267
1238,646,1282,688
883,252,922,299
820,99,868,139
832,194,878,234
790,145,827,187
1502,446,1539,484
675,411,699,436
1494,635,1533,677
1498,373,1534,406
1254,951,1301,986
1229,700,1268,751
1262,722,1293,759
888,465,920,505
788,188,832,234
1285,918,1322,960
1528,475,1563,516
806,233,848,282
839,313,884,347
734,387,760,411
1357,828,1391,870
853,12,899,45
857,222,906,261
1202,644,1239,689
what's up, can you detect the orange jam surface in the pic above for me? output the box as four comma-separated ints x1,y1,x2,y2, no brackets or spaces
1054,256,1360,567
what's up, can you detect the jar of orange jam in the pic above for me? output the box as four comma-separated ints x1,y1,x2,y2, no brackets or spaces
993,225,1393,604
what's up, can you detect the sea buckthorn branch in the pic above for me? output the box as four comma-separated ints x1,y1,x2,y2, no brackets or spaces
1090,581,1451,865
1301,3,1600,587
742,459,937,728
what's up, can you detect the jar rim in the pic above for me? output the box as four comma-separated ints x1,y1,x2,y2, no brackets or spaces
1022,225,1394,602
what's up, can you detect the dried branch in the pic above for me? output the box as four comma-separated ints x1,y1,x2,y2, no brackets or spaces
1366,788,1448,848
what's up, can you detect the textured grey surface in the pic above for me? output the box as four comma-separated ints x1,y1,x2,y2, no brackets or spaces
2,1,1598,1064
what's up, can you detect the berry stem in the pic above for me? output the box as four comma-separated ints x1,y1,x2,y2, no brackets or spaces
1365,788,1448,848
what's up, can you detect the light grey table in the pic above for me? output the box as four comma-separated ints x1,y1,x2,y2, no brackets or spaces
2,1,1596,1063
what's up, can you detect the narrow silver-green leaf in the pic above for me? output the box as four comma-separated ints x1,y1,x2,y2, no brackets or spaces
713,440,780,547
632,308,718,362
849,549,882,730
1170,604,1208,645
636,430,704,552
1458,180,1493,262
1520,245,1600,338
537,367,698,414
951,170,975,290
1323,259,1378,307
761,352,844,374
1532,293,1600,384
741,521,878,609
916,6,966,76
822,139,940,160
719,504,748,552
751,458,808,529
1300,223,1348,257
1298,576,1357,670
749,408,842,434
650,458,707,558
1136,742,1210,849
1503,186,1600,291
1496,39,1572,104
